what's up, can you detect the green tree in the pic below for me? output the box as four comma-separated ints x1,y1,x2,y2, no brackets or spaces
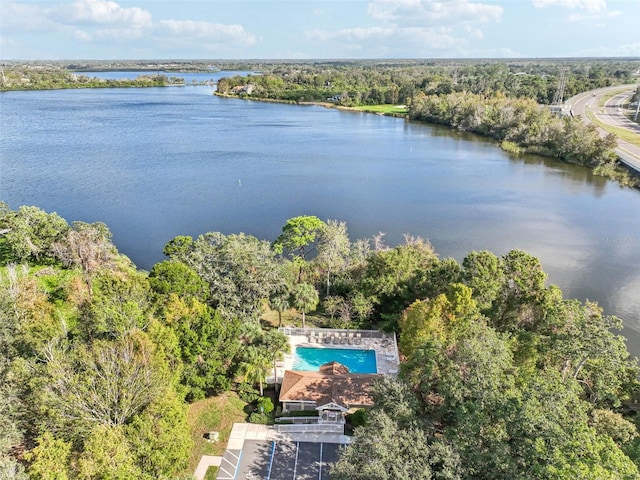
491,249,548,331
165,296,242,400
126,388,193,478
148,260,209,301
261,329,290,386
2,205,68,263
268,281,291,327
316,219,350,296
273,216,326,282
81,270,154,340
184,232,280,321
51,221,117,296
461,250,504,311
359,238,437,323
43,332,169,431
162,235,194,260
292,283,319,328
77,424,141,480
331,410,462,480
273,215,326,260
24,432,71,480
238,345,271,396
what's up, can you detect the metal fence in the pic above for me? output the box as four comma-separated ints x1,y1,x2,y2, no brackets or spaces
275,416,319,424
275,423,344,434
278,327,388,339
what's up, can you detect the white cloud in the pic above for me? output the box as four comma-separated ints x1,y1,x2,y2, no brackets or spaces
73,29,92,42
307,25,465,55
0,0,59,32
576,42,640,57
50,0,152,28
568,8,621,21
531,0,607,12
154,20,256,46
367,0,503,26
1,0,258,54
305,0,502,58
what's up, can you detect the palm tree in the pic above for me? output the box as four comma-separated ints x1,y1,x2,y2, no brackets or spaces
263,330,291,388
292,283,319,328
238,346,271,396
269,285,291,327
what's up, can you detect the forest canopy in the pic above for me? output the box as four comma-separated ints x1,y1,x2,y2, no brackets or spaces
1,204,639,479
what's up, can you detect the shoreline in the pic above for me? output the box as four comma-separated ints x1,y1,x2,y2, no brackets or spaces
214,92,639,189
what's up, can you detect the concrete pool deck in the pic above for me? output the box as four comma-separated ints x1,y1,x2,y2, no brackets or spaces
270,328,400,384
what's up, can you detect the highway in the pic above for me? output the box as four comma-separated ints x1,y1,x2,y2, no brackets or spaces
565,84,640,173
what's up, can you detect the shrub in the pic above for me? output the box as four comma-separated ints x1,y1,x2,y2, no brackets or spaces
347,409,368,428
236,383,260,404
249,412,271,424
256,397,274,414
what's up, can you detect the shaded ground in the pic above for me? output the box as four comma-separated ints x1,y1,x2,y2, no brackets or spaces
219,440,342,480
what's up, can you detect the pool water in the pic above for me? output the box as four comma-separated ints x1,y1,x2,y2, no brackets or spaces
293,347,377,374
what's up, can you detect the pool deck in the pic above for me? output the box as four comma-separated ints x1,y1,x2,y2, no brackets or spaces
269,328,400,384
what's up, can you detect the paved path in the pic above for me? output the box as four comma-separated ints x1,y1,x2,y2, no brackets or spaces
194,455,222,480
565,84,640,172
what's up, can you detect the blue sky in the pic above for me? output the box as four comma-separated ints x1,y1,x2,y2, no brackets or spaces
1,0,638,60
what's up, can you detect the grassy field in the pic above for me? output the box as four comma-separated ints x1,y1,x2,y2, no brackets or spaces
354,104,408,115
586,111,640,148
186,392,249,477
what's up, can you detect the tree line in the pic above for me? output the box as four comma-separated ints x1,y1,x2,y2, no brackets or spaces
0,66,185,91
216,60,640,187
216,59,638,106
1,205,639,478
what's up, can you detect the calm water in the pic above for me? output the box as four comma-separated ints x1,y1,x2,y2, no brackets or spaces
2,74,640,353
293,347,377,374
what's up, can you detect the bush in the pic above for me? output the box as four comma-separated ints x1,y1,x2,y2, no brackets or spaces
347,409,368,428
236,383,260,404
500,140,525,154
249,412,271,424
256,397,274,414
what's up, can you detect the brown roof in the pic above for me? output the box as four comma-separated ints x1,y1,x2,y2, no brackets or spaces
279,368,379,408
318,361,350,375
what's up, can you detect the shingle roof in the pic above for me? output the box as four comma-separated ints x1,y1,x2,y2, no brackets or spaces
279,362,379,408
318,361,350,375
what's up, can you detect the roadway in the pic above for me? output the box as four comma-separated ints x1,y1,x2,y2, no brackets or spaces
564,84,640,172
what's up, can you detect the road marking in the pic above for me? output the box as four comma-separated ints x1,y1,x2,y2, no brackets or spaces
217,449,242,480
293,442,300,480
319,443,323,480
266,441,276,480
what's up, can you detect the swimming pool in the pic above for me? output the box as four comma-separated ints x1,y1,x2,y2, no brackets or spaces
293,347,377,374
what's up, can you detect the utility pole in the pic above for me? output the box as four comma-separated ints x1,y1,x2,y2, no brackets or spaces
552,69,567,106
551,68,568,115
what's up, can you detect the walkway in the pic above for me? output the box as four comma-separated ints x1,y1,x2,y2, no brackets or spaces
271,327,399,384
194,455,222,480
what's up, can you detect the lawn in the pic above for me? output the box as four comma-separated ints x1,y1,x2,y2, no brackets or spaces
586,111,640,148
185,392,249,476
355,104,408,115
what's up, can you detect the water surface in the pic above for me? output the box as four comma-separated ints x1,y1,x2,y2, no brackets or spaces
2,79,639,353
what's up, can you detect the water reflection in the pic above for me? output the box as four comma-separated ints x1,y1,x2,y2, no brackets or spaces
1,85,639,355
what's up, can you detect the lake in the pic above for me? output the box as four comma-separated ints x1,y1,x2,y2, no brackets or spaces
2,72,640,353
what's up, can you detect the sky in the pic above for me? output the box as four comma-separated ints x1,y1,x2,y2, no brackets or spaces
1,0,639,60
